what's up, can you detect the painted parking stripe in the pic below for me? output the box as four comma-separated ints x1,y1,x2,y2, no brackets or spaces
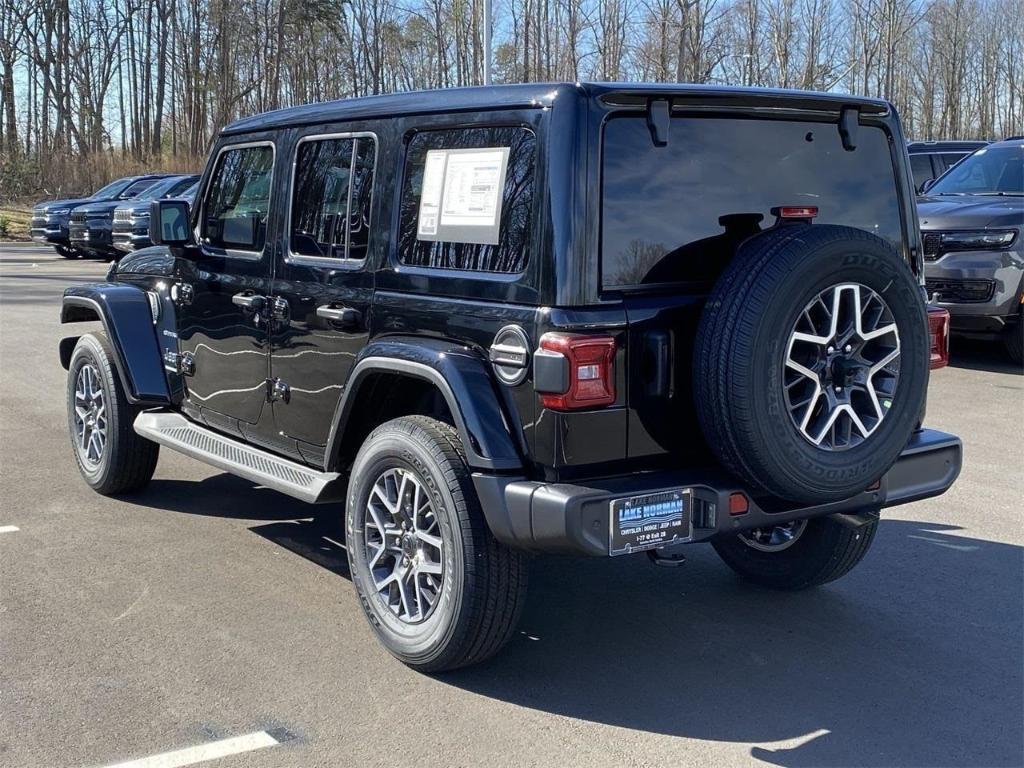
0,525,19,534
102,730,283,768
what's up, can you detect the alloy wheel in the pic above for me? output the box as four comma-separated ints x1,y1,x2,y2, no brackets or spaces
363,467,444,624
738,520,808,552
783,282,901,451
73,363,107,465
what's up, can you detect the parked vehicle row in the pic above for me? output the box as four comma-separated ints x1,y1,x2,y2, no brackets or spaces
917,137,1024,365
31,173,199,260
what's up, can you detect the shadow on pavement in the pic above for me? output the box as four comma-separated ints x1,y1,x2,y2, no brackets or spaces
438,520,1023,767
949,335,1022,375
122,473,1022,765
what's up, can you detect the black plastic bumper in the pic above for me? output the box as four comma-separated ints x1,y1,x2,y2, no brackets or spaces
474,428,962,556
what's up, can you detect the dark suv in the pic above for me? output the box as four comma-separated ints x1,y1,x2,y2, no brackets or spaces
32,175,170,258
918,137,1023,364
59,84,961,671
68,175,177,258
112,175,201,255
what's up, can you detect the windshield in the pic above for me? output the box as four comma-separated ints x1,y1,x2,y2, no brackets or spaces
929,144,1024,196
134,175,198,202
119,178,161,199
91,178,135,200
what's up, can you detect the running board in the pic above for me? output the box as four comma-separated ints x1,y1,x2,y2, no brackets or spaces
133,411,344,504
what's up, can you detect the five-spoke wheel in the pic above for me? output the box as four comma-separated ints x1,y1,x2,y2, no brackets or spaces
784,282,901,451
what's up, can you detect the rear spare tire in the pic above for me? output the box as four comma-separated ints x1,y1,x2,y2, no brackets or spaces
694,224,929,504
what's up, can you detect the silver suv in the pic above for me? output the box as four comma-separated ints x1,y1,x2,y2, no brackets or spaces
919,137,1024,365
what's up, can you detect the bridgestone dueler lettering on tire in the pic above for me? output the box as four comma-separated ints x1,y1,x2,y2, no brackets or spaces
694,224,930,504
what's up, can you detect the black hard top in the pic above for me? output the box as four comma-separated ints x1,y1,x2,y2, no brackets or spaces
222,82,893,136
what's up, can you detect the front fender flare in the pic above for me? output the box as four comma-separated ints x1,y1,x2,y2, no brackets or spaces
61,283,170,405
325,337,523,472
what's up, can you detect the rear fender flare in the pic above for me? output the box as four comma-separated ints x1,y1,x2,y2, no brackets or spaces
61,283,170,405
325,337,523,472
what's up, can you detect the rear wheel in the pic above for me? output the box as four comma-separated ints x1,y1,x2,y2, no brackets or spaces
66,333,159,494
346,416,527,672
712,514,879,590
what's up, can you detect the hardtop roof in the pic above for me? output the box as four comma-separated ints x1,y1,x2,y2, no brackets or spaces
222,82,892,136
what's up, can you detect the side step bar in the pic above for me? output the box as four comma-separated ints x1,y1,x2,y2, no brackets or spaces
134,411,344,504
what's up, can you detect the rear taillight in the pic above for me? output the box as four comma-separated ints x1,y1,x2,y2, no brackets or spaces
537,333,616,410
771,205,818,222
928,307,950,369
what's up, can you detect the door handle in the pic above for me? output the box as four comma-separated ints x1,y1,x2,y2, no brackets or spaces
316,304,361,329
232,292,265,311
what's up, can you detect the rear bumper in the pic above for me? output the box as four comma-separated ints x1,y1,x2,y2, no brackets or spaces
475,428,962,556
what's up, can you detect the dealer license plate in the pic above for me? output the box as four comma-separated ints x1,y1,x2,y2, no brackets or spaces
609,488,692,556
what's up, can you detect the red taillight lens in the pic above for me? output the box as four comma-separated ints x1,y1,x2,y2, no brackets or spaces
538,333,616,410
927,307,950,369
771,205,818,221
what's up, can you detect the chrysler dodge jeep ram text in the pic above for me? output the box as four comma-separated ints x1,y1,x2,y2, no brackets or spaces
59,83,962,671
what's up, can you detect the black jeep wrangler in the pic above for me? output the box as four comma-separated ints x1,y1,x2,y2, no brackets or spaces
60,83,962,672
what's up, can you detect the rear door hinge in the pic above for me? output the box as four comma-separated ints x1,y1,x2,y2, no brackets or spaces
170,282,194,306
267,377,290,404
163,350,195,376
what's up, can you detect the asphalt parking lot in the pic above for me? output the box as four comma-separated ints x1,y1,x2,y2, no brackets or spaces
1,243,1021,768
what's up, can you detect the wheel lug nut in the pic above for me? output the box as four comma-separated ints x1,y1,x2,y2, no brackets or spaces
827,346,834,354
844,344,852,353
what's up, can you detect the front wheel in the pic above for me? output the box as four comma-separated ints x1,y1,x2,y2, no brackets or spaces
55,245,80,259
712,513,879,590
346,416,528,672
67,333,159,494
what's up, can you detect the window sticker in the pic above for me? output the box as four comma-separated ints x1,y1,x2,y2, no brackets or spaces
416,147,510,245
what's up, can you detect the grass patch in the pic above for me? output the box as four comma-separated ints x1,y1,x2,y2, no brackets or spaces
0,205,32,241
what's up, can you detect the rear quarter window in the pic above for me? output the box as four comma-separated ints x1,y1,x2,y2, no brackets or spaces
601,116,904,290
398,126,536,274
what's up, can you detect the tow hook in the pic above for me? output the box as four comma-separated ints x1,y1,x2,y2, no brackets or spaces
647,548,687,567
831,509,881,529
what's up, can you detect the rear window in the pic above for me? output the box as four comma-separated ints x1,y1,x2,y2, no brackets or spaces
601,116,903,289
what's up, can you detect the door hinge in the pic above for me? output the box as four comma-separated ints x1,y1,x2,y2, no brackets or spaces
163,350,195,376
267,377,290,404
170,282,194,306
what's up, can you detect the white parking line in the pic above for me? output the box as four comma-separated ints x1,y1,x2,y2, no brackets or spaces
102,731,281,768
0,525,19,534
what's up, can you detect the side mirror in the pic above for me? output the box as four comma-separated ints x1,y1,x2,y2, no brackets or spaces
150,199,191,246
919,178,935,195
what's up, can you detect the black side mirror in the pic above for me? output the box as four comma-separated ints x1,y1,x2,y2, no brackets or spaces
919,178,936,195
150,199,191,246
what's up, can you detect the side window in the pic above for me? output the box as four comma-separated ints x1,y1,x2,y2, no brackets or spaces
202,144,274,252
290,135,376,261
910,154,933,189
941,152,967,171
398,126,535,274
